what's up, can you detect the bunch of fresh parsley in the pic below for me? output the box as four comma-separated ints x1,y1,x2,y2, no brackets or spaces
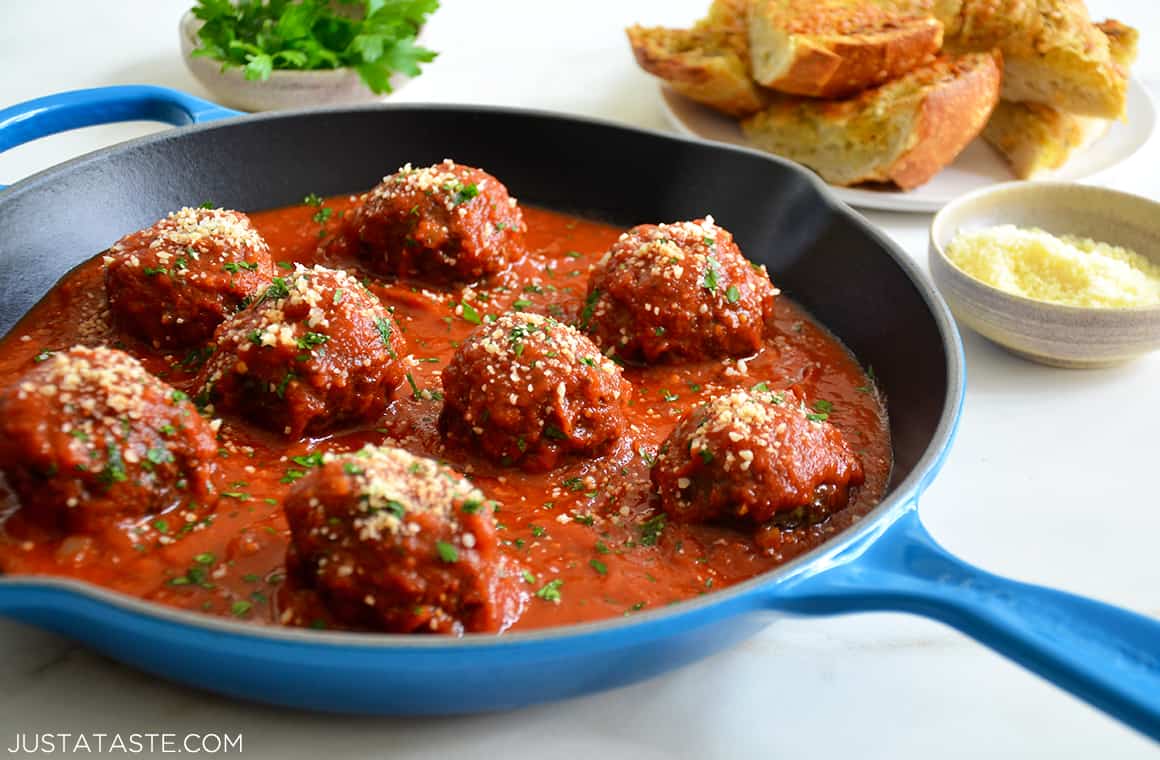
191,0,439,94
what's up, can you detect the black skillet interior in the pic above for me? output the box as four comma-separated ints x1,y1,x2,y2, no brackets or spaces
0,106,949,489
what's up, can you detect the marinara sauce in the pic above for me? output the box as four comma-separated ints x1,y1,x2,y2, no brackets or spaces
0,197,891,632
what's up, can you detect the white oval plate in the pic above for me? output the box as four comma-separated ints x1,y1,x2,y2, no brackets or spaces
660,78,1157,213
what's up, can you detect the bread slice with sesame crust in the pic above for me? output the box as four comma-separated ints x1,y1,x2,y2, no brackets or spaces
747,0,944,98
741,50,1001,189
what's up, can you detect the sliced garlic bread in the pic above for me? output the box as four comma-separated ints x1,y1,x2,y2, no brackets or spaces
983,101,1105,178
983,19,1137,179
938,0,1127,119
747,0,943,98
626,23,766,118
741,51,1001,189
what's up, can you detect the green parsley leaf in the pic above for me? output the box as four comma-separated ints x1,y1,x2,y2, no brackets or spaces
460,302,482,324
435,540,459,563
535,578,563,603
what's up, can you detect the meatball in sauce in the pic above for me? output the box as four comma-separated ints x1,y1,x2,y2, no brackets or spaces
103,207,273,349
283,445,522,634
0,346,217,535
440,312,631,471
652,388,864,552
583,216,777,363
197,264,406,438
345,160,526,285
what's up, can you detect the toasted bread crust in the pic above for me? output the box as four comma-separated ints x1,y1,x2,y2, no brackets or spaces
741,51,1001,189
627,24,767,117
748,0,943,97
983,100,1086,178
938,0,1127,118
886,50,1001,187
1097,19,1138,67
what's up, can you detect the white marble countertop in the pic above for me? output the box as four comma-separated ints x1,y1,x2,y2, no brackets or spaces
1,0,1158,757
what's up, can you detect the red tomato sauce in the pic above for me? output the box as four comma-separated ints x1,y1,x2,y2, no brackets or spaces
0,198,891,632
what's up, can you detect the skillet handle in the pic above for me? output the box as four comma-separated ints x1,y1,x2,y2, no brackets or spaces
773,506,1160,741
0,85,240,188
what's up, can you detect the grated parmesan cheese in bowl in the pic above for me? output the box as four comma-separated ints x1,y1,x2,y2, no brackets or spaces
944,225,1160,309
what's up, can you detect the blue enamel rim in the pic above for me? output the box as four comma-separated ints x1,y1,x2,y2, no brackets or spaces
1,87,1158,737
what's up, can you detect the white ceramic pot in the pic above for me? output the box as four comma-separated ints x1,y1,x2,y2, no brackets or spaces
178,10,416,112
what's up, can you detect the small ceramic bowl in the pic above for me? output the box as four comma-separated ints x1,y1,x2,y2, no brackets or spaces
179,11,414,112
930,181,1160,368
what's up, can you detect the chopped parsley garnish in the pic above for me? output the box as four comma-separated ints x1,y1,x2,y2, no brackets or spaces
145,447,174,466
530,524,546,538
260,277,291,303
435,541,459,563
461,498,484,514
521,569,537,584
589,559,608,575
512,298,533,311
661,389,678,402
142,266,168,277
752,381,770,392
291,452,325,468
460,302,482,325
303,193,323,207
813,399,833,413
653,326,666,336
703,257,720,292
33,350,54,363
342,462,364,476
275,371,295,399
579,289,600,329
543,425,567,440
231,600,252,617
562,477,584,492
535,578,563,603
194,552,215,565
639,514,667,547
223,261,259,274
697,448,715,464
806,413,829,422
725,284,741,303
594,540,611,555
153,519,170,534
277,260,294,271
296,332,329,350
448,181,480,206
97,444,128,487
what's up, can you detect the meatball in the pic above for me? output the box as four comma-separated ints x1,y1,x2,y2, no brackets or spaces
583,216,778,362
652,388,864,529
346,160,526,284
284,445,511,634
0,346,217,533
440,312,631,470
104,207,274,349
197,264,406,437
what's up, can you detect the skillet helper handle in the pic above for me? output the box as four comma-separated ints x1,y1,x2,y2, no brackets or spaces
775,507,1160,741
0,85,240,188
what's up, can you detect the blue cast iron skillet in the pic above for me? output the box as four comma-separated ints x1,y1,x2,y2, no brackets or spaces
0,86,1157,737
